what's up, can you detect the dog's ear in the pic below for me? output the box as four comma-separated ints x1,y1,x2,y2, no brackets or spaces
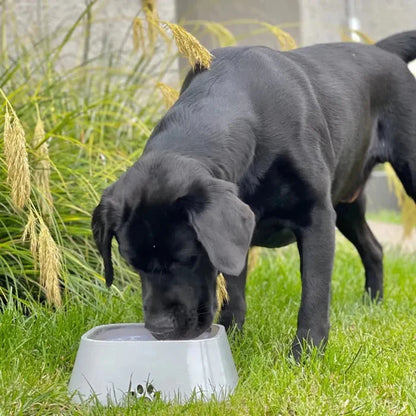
91,196,116,287
188,179,255,276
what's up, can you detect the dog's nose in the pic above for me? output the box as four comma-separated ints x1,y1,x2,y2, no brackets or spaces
145,314,175,338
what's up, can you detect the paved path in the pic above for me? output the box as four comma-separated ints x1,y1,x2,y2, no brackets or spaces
367,221,416,253
336,221,416,253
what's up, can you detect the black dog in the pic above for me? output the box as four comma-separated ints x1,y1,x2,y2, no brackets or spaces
92,31,416,357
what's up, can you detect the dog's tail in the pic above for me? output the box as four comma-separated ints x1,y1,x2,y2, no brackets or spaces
375,30,416,63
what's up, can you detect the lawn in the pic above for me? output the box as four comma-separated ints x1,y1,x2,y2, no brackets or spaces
367,210,403,226
1,242,415,416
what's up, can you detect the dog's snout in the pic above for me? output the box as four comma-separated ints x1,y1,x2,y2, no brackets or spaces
145,314,175,336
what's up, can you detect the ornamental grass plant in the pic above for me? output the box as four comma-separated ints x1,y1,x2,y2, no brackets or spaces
0,1,415,414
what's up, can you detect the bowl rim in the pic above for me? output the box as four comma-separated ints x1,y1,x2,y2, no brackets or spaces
81,323,225,345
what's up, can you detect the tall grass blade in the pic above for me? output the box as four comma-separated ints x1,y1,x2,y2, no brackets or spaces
50,0,98,64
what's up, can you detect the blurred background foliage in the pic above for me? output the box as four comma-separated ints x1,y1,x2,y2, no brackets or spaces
0,0,304,309
0,0,167,307
0,0,414,311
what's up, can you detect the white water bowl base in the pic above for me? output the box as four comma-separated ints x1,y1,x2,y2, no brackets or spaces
68,323,238,405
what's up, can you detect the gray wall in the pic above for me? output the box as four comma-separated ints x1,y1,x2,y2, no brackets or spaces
300,0,416,45
1,0,179,83
3,1,414,76
176,0,300,48
175,0,300,76
176,0,416,49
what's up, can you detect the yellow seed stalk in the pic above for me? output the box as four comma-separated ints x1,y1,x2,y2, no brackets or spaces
133,17,145,52
203,22,236,47
38,218,62,307
156,82,179,109
165,22,213,69
33,117,53,216
142,0,159,48
22,209,38,261
3,104,31,210
261,23,297,51
216,273,229,309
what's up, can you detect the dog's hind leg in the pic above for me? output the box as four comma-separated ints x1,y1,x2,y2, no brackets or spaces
388,129,416,203
335,193,384,300
383,82,416,203
218,257,248,331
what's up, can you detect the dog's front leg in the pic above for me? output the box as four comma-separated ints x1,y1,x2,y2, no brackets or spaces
218,256,248,331
292,204,336,360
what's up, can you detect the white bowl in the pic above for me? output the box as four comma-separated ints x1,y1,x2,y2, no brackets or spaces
68,323,238,405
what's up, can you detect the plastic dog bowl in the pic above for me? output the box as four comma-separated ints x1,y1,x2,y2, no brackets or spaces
68,323,238,405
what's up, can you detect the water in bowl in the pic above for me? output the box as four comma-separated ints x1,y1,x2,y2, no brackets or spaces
88,324,217,342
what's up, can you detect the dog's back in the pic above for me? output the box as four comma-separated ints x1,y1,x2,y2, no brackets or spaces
148,32,416,206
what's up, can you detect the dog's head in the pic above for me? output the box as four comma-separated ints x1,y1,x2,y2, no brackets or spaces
92,153,255,339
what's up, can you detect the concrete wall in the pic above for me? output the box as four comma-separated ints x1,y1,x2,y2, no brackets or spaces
175,0,300,76
3,1,414,75
176,0,415,75
3,1,415,61
176,0,300,49
365,172,400,212
1,0,178,83
300,0,416,46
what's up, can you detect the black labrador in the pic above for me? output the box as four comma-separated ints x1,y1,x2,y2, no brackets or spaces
92,31,416,358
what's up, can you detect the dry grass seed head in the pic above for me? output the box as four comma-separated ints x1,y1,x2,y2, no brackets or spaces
203,22,236,47
142,0,159,48
33,117,53,216
22,209,39,261
137,5,171,52
156,82,179,109
166,23,213,69
261,23,297,51
3,105,31,210
38,219,62,307
217,273,229,310
142,0,156,13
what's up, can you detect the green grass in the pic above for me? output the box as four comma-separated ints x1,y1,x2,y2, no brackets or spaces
367,210,403,225
1,242,415,416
